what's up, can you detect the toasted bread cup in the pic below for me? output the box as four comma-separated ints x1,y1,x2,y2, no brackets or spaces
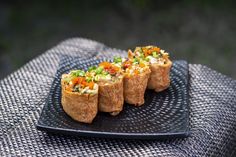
88,62,124,116
61,72,98,124
98,77,124,116
61,86,98,123
133,46,172,92
123,68,151,106
147,58,172,92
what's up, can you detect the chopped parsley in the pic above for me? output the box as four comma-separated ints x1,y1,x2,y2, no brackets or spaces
95,67,103,74
85,77,93,82
70,70,85,77
152,51,158,58
88,66,96,72
114,56,122,63
133,57,139,64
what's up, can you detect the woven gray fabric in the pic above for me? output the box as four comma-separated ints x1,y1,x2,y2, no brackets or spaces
0,38,235,157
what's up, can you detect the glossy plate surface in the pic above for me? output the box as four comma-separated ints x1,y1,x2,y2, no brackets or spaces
37,57,190,139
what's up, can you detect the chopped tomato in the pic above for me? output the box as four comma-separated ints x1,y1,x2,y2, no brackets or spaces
148,49,152,55
108,68,116,75
100,63,119,75
123,60,132,69
144,51,149,57
143,47,158,57
71,77,79,85
77,77,85,84
123,64,130,69
112,65,120,71
70,77,84,87
87,82,95,89
99,62,112,69
153,47,160,52
81,80,87,85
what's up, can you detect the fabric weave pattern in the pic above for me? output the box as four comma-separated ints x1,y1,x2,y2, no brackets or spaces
0,38,235,157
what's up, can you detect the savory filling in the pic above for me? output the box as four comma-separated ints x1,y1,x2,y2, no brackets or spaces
62,70,98,94
62,46,167,93
113,56,126,67
86,62,123,85
113,56,149,78
132,46,170,65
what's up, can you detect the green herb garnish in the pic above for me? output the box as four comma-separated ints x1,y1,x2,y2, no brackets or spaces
86,77,93,82
63,76,74,83
133,57,139,64
94,75,100,81
114,56,122,63
152,51,158,58
140,53,144,58
145,57,150,62
71,70,85,77
95,67,103,74
88,66,96,72
102,70,109,75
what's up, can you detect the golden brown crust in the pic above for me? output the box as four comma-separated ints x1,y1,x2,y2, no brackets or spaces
61,82,98,124
98,77,124,116
123,68,151,106
147,59,172,92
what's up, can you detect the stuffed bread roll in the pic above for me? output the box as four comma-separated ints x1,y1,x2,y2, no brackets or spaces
132,46,172,92
61,70,98,123
87,62,124,116
115,56,151,106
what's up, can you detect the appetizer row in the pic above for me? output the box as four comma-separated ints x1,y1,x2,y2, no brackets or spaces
61,46,172,123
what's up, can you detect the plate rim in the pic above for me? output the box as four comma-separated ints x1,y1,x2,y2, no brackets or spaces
36,122,190,139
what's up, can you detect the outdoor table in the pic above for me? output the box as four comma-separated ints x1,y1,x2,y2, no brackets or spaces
0,38,235,156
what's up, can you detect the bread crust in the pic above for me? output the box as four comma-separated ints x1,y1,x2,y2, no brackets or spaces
147,59,172,92
98,77,124,116
124,68,151,106
61,82,98,124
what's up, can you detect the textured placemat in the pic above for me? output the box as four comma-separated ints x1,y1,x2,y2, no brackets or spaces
0,38,236,156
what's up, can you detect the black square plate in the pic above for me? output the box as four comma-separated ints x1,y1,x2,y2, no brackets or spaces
37,56,190,139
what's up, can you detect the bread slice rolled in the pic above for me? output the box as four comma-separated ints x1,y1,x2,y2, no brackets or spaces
88,62,124,116
147,58,172,92
98,77,124,116
123,67,151,106
61,71,98,124
133,46,172,92
61,87,98,123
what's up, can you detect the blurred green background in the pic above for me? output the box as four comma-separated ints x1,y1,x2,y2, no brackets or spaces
0,0,236,79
